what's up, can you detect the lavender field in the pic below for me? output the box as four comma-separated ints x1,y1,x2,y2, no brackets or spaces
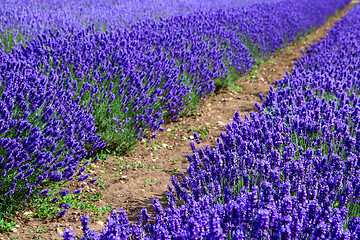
0,0,359,239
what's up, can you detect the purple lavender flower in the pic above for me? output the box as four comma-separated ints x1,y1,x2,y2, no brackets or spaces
58,210,67,217
78,174,90,182
59,190,70,197
62,227,76,240
40,189,50,197
193,132,201,144
73,189,82,195
89,178,98,184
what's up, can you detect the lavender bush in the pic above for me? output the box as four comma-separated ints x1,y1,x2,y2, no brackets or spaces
64,1,360,239
0,47,105,216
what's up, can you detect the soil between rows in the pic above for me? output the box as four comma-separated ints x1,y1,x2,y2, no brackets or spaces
1,3,356,239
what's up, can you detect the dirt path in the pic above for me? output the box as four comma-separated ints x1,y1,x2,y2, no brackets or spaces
2,3,357,240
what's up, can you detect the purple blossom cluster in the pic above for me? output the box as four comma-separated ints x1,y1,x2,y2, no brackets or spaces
0,44,104,203
63,1,360,240
0,0,282,40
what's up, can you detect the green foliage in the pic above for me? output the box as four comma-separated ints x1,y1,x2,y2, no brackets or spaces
0,217,17,232
241,36,265,64
214,66,245,90
191,125,209,138
179,90,201,116
286,46,291,55
344,201,360,229
230,85,244,93
0,30,26,53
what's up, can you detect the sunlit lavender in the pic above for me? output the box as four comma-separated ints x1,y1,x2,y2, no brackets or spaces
65,2,359,238
0,0,357,238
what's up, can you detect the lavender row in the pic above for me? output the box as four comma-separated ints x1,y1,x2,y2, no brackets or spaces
0,49,105,208
0,0,282,41
3,0,348,148
63,2,360,239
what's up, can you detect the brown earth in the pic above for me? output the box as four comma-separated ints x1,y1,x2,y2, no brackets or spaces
1,2,357,240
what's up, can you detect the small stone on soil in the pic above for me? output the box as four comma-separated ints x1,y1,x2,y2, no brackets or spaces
23,211,33,216
217,121,226,126
57,227,63,235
